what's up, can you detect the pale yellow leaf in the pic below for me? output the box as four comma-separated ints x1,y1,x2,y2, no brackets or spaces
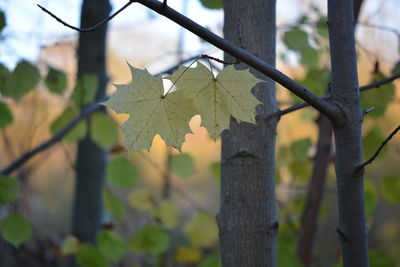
104,64,196,151
168,62,262,138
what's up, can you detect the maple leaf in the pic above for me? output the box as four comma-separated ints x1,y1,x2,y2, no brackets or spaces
104,64,196,151
168,62,262,138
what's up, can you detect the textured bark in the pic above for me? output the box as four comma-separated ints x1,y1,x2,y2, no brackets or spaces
71,0,111,244
328,0,369,266
217,0,278,266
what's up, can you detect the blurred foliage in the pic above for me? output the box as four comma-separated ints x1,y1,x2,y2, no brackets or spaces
0,4,399,267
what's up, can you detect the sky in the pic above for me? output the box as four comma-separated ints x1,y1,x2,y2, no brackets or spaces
0,0,399,69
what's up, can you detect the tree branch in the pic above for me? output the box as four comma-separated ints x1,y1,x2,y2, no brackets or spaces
356,125,400,172
37,1,134,32
278,72,400,117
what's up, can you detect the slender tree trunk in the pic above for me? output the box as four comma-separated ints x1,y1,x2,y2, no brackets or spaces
328,1,369,266
297,115,333,266
71,0,111,244
297,2,365,265
217,0,278,266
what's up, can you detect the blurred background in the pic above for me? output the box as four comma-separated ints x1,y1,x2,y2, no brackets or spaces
0,0,399,266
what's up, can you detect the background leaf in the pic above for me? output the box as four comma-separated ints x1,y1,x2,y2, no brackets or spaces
127,188,156,212
96,230,127,263
76,244,108,267
0,176,21,204
363,127,386,160
130,224,169,255
3,60,40,101
1,213,31,247
90,113,119,149
380,176,400,204
152,200,179,229
103,188,125,221
107,155,138,188
71,74,98,106
199,0,223,9
0,102,13,129
183,212,218,247
170,153,195,178
45,67,67,95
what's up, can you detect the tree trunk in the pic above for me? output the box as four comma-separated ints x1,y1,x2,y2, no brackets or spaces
328,0,369,266
71,0,111,246
217,0,278,266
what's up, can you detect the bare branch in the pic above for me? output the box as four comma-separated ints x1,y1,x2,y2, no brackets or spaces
356,125,400,172
37,1,134,32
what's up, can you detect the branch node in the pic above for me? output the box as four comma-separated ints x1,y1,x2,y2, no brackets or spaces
335,228,349,242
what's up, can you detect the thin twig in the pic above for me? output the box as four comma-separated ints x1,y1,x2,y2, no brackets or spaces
200,54,239,65
37,1,134,32
356,125,400,172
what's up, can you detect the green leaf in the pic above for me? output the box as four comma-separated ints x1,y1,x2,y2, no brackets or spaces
361,72,395,117
369,250,396,267
76,244,108,267
289,161,311,182
0,102,13,129
169,153,195,178
71,74,98,106
290,138,311,162
283,28,309,52
0,176,21,204
153,200,179,229
107,155,138,188
380,176,400,204
278,233,303,267
61,235,79,255
316,16,329,38
199,254,221,267
96,230,127,263
1,213,31,247
199,0,223,9
50,106,87,142
0,63,9,92
127,188,156,212
103,188,125,221
298,68,330,96
183,212,218,247
130,224,169,255
0,10,5,31
90,113,119,149
364,179,377,217
300,47,319,69
209,161,220,180
3,60,40,101
45,67,67,94
175,246,203,264
363,127,386,160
